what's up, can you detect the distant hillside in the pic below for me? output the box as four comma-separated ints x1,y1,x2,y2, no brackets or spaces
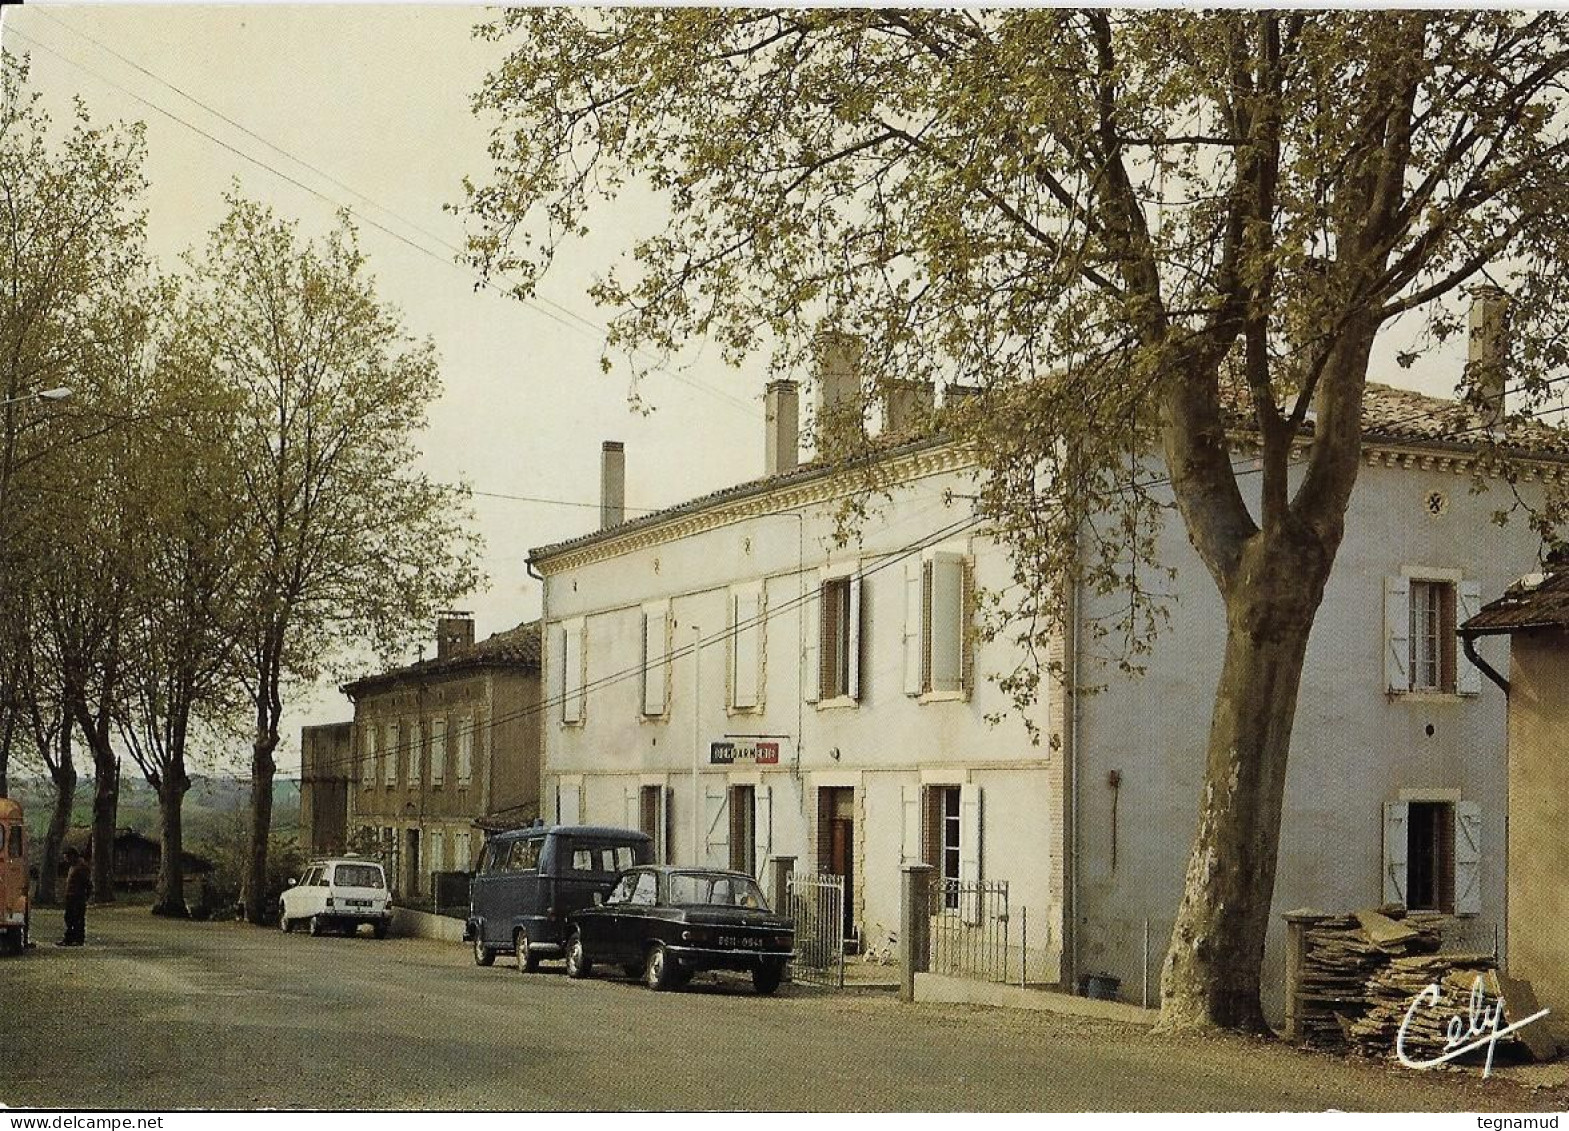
9,774,301,851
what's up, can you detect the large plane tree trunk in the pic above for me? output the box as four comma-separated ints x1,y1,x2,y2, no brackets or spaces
1157,529,1337,1031
38,737,75,907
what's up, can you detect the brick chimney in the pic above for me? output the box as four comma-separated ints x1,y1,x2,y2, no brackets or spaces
1468,287,1509,429
600,440,625,529
815,330,864,443
436,612,474,661
765,379,799,476
881,378,935,435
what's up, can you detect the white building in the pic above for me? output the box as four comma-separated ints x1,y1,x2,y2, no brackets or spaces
529,321,1564,1012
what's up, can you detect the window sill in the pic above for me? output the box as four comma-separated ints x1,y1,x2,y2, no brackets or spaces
1389,690,1474,704
726,704,763,717
917,690,970,705
814,696,859,711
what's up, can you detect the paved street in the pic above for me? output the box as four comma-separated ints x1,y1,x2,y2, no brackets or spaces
2,904,1560,1111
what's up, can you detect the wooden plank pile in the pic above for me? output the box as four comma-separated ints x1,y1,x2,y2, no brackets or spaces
1347,957,1559,1064
1293,907,1442,1046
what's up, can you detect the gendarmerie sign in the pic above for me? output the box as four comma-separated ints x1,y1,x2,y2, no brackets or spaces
709,739,780,765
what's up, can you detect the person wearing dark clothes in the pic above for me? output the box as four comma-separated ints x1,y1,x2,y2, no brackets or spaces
59,846,91,946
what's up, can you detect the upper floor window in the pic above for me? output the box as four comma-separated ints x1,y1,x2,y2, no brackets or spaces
382,722,398,787
361,726,376,790
1385,574,1481,696
641,605,668,717
560,619,586,724
814,573,861,702
406,721,422,786
904,551,971,697
430,718,447,787
729,587,763,711
456,717,474,786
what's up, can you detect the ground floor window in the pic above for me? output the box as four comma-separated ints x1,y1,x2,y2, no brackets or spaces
923,786,962,908
1407,800,1456,913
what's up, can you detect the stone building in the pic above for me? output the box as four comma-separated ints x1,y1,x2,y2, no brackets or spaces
299,722,351,857
342,616,542,897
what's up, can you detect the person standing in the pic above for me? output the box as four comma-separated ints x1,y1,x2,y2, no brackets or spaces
59,846,91,947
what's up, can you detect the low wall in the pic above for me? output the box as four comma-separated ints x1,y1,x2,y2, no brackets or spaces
391,906,465,943
914,972,1157,1027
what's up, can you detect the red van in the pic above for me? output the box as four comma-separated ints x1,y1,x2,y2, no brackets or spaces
0,797,29,954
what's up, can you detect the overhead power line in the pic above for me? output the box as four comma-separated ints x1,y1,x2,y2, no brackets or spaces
7,16,760,418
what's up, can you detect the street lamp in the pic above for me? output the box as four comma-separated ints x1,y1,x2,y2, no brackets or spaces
0,387,71,408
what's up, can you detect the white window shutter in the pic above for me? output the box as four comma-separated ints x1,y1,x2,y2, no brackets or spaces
959,784,982,925
557,782,581,826
407,722,422,785
704,784,730,867
803,588,820,703
1457,581,1483,696
903,560,923,696
642,610,666,716
1383,801,1409,906
900,785,921,864
363,726,376,790
624,784,637,830
929,553,966,693
733,591,760,709
753,784,772,878
384,723,398,786
1385,576,1411,693
431,718,446,786
1454,801,1483,916
457,719,473,784
847,573,863,700
561,623,583,724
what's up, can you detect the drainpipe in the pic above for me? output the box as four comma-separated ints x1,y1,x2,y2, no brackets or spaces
1460,631,1510,696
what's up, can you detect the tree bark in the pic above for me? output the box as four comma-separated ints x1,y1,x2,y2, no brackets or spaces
38,742,75,907
89,753,118,903
152,769,191,918
1157,529,1338,1032
242,729,278,925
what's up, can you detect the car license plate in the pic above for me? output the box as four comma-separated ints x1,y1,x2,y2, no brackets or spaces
345,899,371,908
718,935,764,948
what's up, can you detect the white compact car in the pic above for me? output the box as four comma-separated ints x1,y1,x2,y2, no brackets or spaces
279,857,393,938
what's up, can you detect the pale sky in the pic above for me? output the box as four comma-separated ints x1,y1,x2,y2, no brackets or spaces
1,3,1480,775
3,3,778,772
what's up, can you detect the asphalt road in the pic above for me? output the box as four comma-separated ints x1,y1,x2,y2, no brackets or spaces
2,904,1560,1112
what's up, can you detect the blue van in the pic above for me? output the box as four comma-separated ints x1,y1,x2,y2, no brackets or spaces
466,824,654,971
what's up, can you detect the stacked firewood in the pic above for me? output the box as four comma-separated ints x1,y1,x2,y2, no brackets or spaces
1347,953,1504,1059
1293,907,1442,1046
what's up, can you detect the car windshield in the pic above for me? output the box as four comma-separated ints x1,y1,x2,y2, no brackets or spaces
666,872,767,908
333,864,384,888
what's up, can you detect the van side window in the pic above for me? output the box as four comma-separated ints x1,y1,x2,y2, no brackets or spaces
482,842,507,875
509,839,541,873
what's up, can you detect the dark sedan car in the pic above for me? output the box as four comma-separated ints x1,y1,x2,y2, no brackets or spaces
565,866,795,993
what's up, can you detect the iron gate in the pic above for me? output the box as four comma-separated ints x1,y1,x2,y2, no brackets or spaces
787,871,845,988
930,878,1011,983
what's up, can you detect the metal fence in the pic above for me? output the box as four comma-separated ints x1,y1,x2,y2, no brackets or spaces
787,871,845,989
930,878,1012,983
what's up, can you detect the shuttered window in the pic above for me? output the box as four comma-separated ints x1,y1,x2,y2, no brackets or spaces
641,605,667,716
406,721,422,786
430,718,446,787
905,552,971,696
818,575,860,701
456,717,473,785
362,726,377,790
730,588,763,710
1383,798,1482,916
1385,574,1481,696
561,619,585,724
383,722,398,787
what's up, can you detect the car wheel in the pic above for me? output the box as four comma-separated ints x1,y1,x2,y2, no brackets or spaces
308,915,323,937
566,932,592,979
473,933,496,967
644,942,677,991
372,921,388,940
514,928,539,973
752,961,784,996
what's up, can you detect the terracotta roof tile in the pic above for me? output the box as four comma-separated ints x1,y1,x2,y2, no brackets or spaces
341,619,541,696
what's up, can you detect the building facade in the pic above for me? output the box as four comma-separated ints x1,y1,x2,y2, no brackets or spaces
1461,560,1569,1033
530,348,1563,1015
299,722,352,857
342,616,542,897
